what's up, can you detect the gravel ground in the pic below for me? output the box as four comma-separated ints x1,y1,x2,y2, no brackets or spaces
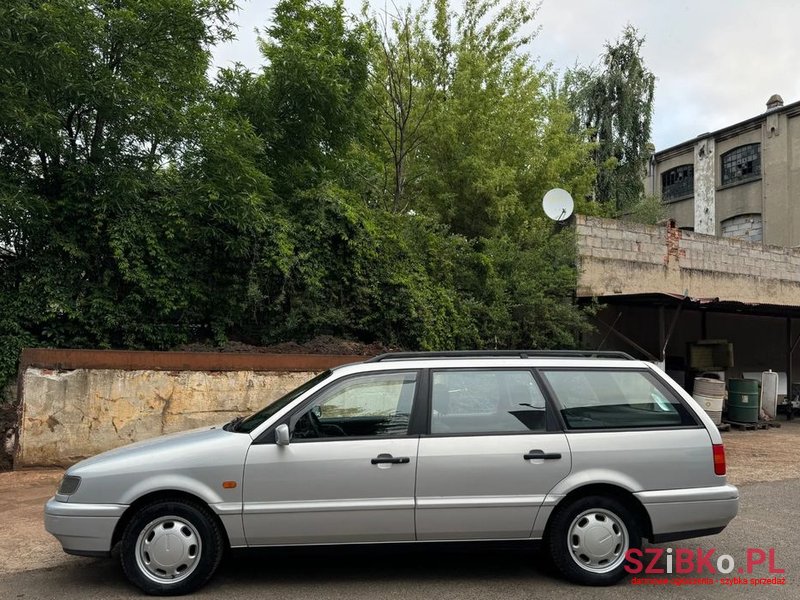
721,419,800,485
0,469,78,575
1,417,797,577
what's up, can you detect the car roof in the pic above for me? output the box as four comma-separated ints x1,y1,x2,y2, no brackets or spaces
331,353,650,376
366,350,635,361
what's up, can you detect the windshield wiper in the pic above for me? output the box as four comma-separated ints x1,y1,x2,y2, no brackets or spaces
224,415,246,432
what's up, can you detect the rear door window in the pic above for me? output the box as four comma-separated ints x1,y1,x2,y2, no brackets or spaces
430,370,548,434
540,369,697,430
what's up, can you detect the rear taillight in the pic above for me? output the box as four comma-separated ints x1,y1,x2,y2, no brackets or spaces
712,443,726,476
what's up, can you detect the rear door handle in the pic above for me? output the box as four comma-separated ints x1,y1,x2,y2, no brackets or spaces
371,453,410,465
524,450,562,460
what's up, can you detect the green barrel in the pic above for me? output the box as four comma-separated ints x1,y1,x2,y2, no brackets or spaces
727,379,760,423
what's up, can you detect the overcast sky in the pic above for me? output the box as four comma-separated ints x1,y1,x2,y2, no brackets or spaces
211,0,800,150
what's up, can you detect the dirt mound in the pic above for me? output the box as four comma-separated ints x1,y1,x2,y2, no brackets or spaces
176,335,400,356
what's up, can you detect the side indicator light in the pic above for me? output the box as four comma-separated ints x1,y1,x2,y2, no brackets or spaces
222,481,237,489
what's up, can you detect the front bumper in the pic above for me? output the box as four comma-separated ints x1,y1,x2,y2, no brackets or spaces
635,484,739,542
44,497,128,556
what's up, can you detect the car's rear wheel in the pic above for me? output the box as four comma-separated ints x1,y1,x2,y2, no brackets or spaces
120,499,224,595
548,495,641,586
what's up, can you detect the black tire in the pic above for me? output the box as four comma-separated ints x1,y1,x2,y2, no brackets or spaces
547,495,642,586
120,498,225,596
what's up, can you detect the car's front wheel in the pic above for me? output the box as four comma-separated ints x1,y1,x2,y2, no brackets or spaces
120,499,225,595
548,495,641,586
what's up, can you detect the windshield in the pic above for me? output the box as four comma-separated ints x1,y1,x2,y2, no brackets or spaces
233,370,333,434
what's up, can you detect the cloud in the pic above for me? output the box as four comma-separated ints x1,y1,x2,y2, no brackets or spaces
534,0,800,148
211,0,800,149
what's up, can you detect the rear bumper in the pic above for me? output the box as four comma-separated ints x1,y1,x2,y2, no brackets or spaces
44,497,127,556
635,484,739,541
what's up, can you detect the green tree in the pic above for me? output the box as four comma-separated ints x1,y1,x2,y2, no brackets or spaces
0,0,272,384
218,0,476,350
564,25,656,211
256,0,370,195
412,0,595,239
364,5,434,212
214,0,372,344
621,194,667,225
362,0,595,348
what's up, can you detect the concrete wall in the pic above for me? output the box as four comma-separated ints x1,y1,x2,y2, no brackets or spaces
715,179,762,235
694,136,716,234
763,109,792,246
787,115,800,245
575,215,800,305
667,198,695,230
14,350,364,468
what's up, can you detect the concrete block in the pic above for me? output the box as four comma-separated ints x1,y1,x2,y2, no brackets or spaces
608,249,625,260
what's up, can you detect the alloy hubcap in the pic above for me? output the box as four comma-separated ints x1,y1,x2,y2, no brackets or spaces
135,516,201,583
567,508,628,573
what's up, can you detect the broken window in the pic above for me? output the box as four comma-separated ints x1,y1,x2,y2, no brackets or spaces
721,143,761,185
661,164,694,200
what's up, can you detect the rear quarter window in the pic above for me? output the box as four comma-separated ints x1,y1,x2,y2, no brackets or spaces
541,369,697,430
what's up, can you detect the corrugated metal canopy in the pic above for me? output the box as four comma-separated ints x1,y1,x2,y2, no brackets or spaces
589,293,800,318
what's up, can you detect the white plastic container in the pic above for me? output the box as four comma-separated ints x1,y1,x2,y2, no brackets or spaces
760,370,778,418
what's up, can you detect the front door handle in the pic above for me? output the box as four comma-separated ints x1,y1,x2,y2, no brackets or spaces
524,450,562,460
371,453,410,465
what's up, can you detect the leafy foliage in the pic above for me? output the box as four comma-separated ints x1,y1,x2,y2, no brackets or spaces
0,0,247,382
621,195,667,226
256,0,370,195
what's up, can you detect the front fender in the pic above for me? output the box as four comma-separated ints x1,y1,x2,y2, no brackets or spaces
118,473,230,506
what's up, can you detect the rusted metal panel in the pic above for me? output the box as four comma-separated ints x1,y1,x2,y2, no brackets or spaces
19,348,367,373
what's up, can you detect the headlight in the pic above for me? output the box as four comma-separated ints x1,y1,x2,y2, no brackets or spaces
57,475,81,496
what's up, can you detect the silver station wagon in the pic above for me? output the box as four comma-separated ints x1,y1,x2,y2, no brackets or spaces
45,351,739,594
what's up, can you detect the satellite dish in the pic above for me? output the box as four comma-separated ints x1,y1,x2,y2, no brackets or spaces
542,188,574,222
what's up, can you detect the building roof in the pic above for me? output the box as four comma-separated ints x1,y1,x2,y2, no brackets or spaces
654,97,800,159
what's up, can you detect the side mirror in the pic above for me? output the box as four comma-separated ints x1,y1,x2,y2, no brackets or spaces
275,423,291,446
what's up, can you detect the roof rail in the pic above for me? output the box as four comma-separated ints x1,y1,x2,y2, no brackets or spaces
365,350,634,362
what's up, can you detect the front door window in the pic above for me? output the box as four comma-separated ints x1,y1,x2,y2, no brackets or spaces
292,372,417,439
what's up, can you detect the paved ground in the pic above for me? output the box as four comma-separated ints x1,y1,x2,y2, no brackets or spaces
2,422,799,598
